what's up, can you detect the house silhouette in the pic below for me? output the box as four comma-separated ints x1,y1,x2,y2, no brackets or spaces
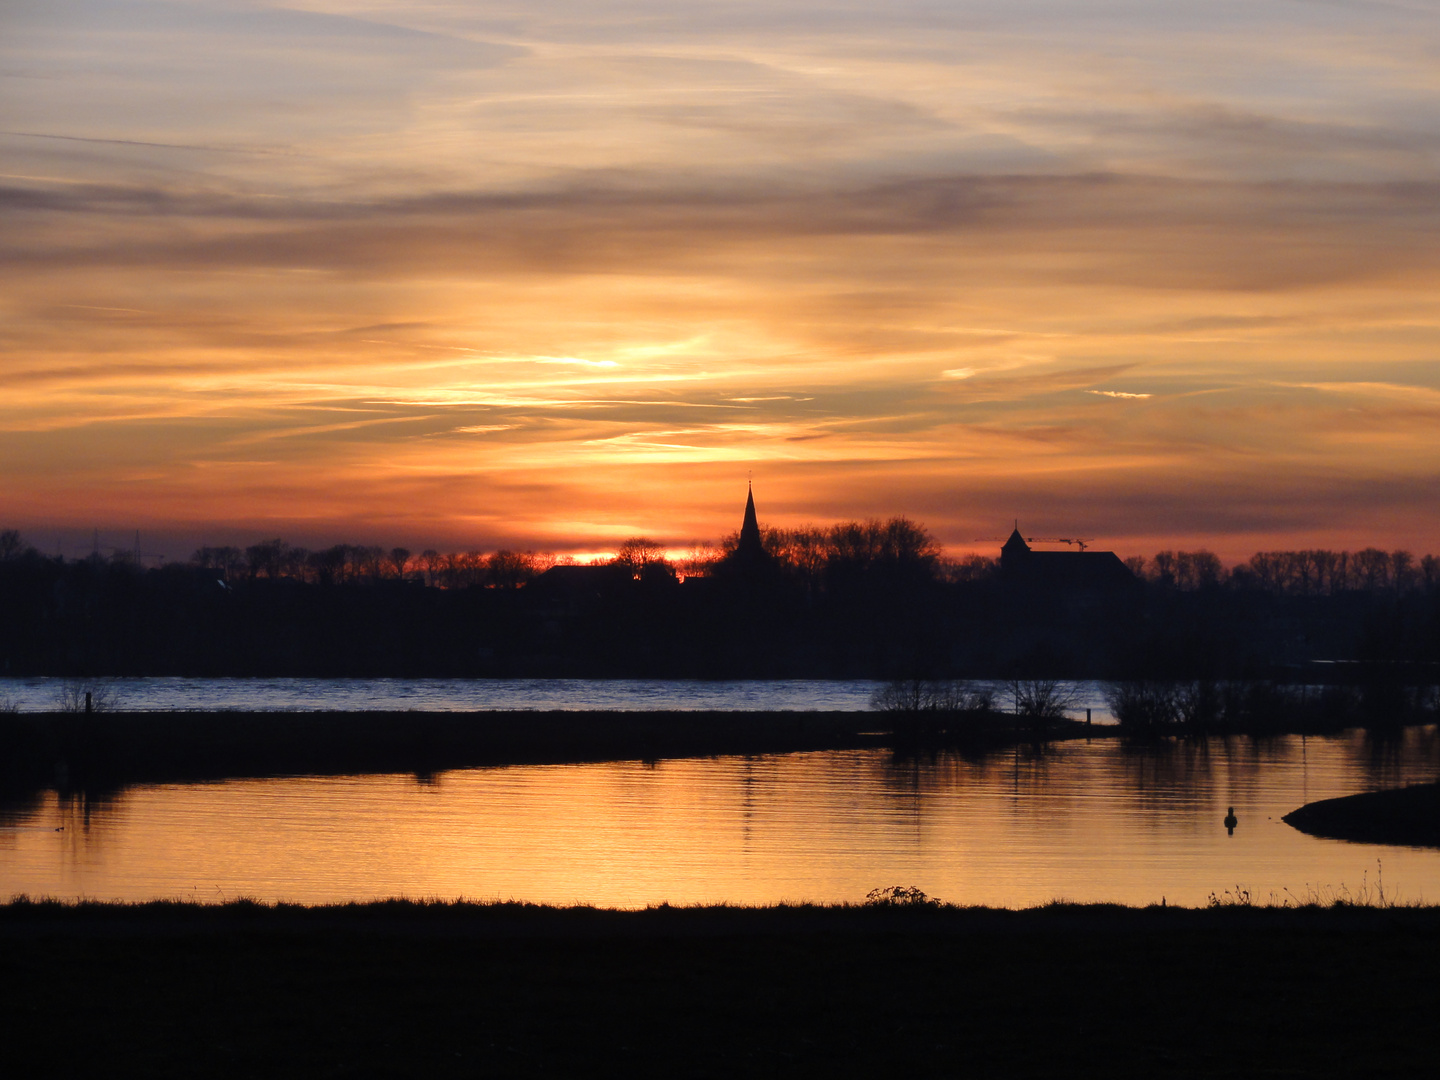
999,527,1135,591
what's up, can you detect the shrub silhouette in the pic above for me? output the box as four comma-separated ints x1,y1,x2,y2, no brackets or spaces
864,885,940,907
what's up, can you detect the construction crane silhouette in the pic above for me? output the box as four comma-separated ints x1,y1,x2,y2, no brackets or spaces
974,535,1096,552
92,529,168,565
103,545,169,563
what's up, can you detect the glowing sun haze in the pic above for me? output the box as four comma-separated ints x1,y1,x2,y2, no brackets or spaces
3,0,1439,560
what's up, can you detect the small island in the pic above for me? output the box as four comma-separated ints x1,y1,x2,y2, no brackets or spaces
1284,782,1440,848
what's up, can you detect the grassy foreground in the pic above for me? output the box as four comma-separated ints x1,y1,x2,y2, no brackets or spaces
2,899,1438,1078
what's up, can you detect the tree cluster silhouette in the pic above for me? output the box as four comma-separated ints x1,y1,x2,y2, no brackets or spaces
2,523,1439,680
1129,547,1439,596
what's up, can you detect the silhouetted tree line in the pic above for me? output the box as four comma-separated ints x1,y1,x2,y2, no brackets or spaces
192,539,557,590
2,524,1440,681
1104,676,1437,738
1128,547,1440,596
752,519,943,591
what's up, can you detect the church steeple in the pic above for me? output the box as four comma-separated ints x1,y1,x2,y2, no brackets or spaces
738,481,763,556
1001,523,1031,569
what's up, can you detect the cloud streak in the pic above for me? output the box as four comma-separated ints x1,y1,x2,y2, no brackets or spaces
2,0,1439,556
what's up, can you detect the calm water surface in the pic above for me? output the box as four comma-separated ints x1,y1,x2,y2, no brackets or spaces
2,729,1436,908
0,676,1121,719
0,677,881,713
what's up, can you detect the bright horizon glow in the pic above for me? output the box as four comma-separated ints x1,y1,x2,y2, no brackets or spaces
3,1,1440,563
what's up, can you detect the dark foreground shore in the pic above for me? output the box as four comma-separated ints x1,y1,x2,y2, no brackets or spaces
1284,781,1440,847
0,708,1107,789
2,899,1437,1078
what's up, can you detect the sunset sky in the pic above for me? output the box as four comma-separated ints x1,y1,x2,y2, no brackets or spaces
3,0,1439,561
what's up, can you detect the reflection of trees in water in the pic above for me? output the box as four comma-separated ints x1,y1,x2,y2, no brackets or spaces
1214,735,1275,787
0,786,126,885
1357,724,1440,788
0,782,124,835
43,788,126,877
1006,742,1057,796
1109,735,1314,813
877,754,924,831
738,755,757,849
0,788,47,828
875,742,1057,804
55,786,123,837
1118,737,1218,795
1104,738,1221,818
1113,728,1440,813
868,730,1440,826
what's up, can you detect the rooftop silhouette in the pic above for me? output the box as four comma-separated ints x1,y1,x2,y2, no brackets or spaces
999,527,1136,591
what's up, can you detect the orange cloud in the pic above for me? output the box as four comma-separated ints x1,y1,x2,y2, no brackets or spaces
3,2,1440,561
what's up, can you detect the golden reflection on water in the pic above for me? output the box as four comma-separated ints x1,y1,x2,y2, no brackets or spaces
2,730,1437,908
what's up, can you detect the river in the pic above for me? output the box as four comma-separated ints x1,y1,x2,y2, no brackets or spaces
2,726,1436,908
0,676,1122,718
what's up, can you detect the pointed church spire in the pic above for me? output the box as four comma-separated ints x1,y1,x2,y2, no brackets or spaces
739,481,763,555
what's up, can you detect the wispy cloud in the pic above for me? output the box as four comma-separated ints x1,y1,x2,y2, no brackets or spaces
2,1,1439,555
535,357,620,368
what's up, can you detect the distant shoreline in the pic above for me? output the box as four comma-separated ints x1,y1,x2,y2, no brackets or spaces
4,708,1435,795
0,708,1114,791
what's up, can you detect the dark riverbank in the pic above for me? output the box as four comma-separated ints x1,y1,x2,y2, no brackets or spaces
1284,782,1440,848
0,708,1108,790
3,899,1437,1078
